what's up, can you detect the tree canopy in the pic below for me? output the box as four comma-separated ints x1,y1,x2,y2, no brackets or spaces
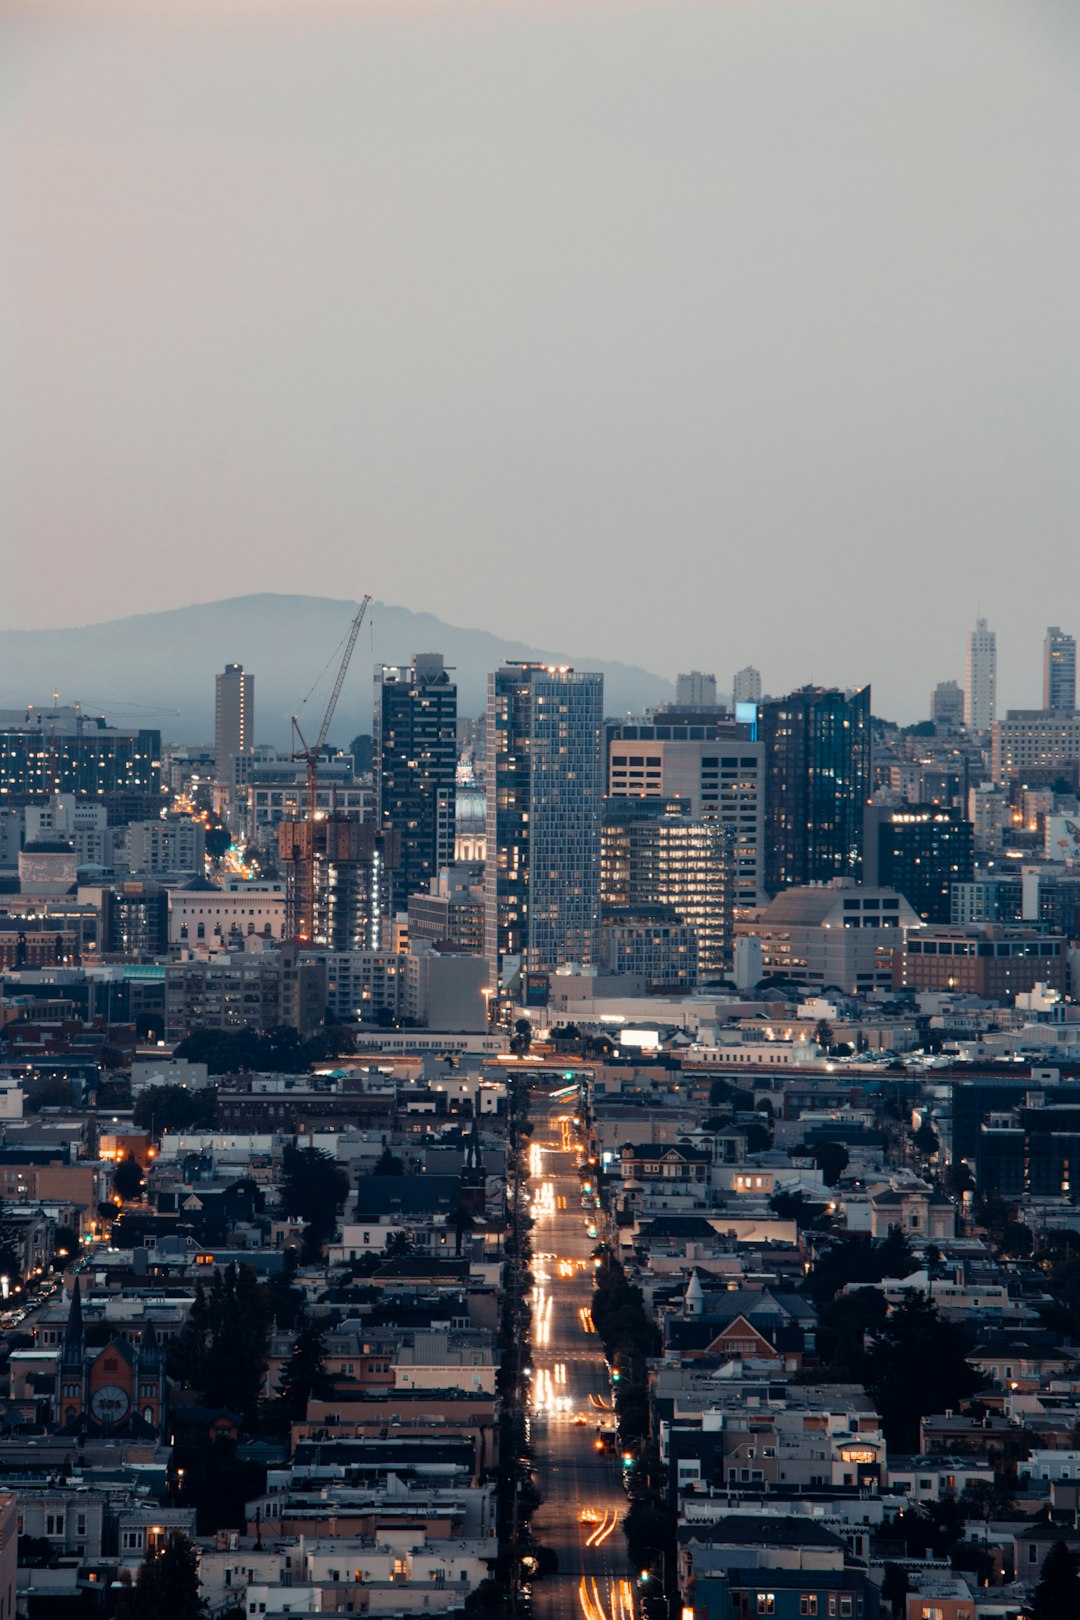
133,1084,216,1133
863,1292,981,1452
1033,1540,1080,1620
117,1532,204,1620
281,1145,349,1260
170,1262,269,1425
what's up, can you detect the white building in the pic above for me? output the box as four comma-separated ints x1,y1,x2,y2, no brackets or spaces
732,666,762,706
964,617,997,731
675,672,717,708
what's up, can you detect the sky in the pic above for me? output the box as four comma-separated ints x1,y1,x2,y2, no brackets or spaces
3,0,1079,722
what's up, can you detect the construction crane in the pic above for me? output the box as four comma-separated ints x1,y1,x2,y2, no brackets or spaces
288,595,372,941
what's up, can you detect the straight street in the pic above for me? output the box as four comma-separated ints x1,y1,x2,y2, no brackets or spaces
525,1094,636,1620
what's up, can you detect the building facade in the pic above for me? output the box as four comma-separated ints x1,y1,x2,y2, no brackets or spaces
0,708,161,807
374,655,458,902
991,710,1080,785
900,924,1066,998
863,804,974,923
931,680,965,729
964,618,997,731
1043,626,1076,713
484,664,603,983
214,663,254,787
733,666,762,706
606,721,764,904
759,686,872,895
602,803,735,977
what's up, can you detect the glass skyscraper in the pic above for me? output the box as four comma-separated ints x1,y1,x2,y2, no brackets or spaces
484,663,603,984
374,654,458,903
759,685,871,895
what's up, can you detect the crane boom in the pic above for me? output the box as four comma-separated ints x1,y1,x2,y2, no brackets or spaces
316,595,371,752
286,594,372,943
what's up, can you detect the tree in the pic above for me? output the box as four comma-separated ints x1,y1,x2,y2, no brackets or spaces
50,1225,80,1266
170,1262,269,1425
1033,1540,1080,1620
769,1191,832,1231
880,1564,908,1620
272,1320,331,1425
817,1287,888,1375
0,1197,22,1283
117,1531,205,1620
913,1120,939,1157
133,1084,216,1133
204,825,231,861
510,1018,533,1057
803,1231,916,1306
863,1293,981,1451
385,1229,414,1259
112,1156,145,1202
281,1145,349,1260
806,1139,849,1187
814,1019,834,1051
374,1147,405,1176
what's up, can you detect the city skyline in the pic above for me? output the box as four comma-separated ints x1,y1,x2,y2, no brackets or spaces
4,0,1078,723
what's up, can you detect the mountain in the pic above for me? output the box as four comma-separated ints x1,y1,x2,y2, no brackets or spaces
0,594,673,746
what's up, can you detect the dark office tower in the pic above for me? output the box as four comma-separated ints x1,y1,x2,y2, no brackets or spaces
760,686,872,895
214,663,253,787
484,663,604,984
374,655,458,902
1044,627,1077,714
863,803,974,924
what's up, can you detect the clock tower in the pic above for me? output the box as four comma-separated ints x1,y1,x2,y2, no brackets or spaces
57,1280,166,1438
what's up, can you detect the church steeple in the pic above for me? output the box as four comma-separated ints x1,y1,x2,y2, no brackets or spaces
61,1278,84,1367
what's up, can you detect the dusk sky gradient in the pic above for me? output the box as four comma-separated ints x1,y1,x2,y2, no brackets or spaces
4,0,1079,721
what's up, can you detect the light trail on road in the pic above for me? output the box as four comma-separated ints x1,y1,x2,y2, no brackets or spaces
525,1090,635,1620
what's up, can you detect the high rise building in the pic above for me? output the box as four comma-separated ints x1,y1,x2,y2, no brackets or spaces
214,664,253,786
0,707,161,810
374,654,458,902
759,686,872,895
484,663,603,984
606,719,764,904
674,671,717,709
733,666,762,706
931,680,965,730
863,803,974,924
602,802,734,977
279,814,400,949
1044,626,1077,713
991,711,1080,786
964,619,997,731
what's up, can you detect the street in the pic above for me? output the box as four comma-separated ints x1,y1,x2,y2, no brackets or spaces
525,1095,636,1620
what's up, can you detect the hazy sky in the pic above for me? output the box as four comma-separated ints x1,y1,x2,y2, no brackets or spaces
4,0,1079,720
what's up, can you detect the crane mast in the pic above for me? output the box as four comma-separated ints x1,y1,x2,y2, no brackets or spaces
287,595,372,942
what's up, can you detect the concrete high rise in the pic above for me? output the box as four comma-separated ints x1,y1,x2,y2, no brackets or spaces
733,666,762,706
931,680,965,730
964,619,997,731
606,718,765,905
674,671,717,709
214,663,253,786
601,802,735,977
1044,626,1077,713
484,663,603,985
374,654,458,902
759,686,872,895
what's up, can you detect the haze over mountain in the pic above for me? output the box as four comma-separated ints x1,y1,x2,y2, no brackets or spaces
0,595,673,748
